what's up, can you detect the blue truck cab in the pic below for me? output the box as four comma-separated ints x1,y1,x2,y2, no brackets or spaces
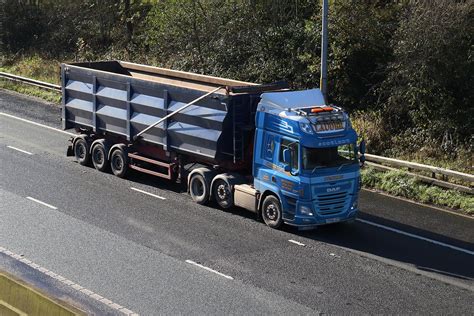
253,89,362,228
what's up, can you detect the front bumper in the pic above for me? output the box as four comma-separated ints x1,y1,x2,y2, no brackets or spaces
283,206,359,227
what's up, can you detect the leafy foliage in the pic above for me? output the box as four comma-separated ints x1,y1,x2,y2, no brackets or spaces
0,0,472,169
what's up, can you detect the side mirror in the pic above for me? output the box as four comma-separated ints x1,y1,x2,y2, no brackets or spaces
359,140,366,155
359,140,366,167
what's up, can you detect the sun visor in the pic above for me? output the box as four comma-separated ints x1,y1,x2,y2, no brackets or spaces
259,89,325,110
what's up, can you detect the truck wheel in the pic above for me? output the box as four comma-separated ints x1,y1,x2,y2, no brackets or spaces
74,138,90,166
189,174,209,205
110,148,128,178
262,195,283,229
91,143,109,172
213,178,233,209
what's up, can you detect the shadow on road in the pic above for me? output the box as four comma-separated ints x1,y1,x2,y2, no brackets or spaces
121,169,474,283
290,215,474,282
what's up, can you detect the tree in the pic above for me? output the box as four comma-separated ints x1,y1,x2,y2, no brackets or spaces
380,0,473,146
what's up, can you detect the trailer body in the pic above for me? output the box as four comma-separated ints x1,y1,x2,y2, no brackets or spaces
62,61,363,229
62,61,262,164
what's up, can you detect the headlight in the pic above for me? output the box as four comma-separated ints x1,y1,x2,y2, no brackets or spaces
299,122,314,134
300,205,313,216
351,199,358,210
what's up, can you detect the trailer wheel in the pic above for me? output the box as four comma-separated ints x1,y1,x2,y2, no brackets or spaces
261,195,283,229
110,148,128,178
189,173,209,205
91,143,109,172
213,178,233,209
74,138,90,166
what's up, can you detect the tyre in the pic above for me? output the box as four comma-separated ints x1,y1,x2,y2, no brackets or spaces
261,195,283,229
213,178,233,209
91,143,109,172
74,137,90,166
110,147,128,178
189,173,209,205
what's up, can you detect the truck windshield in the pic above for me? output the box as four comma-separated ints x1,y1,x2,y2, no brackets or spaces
302,144,357,171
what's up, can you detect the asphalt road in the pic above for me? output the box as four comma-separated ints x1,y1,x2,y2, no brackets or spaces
1,89,473,314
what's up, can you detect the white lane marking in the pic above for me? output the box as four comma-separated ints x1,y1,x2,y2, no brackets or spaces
288,239,306,246
7,145,33,155
26,196,58,210
0,246,137,315
185,260,234,280
356,218,474,256
131,187,166,200
0,112,75,136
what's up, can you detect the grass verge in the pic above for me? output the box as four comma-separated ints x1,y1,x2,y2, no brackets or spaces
362,166,474,216
0,80,61,103
1,55,61,103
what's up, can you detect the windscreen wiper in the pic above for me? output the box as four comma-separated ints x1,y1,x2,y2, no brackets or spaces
337,162,352,172
311,165,325,174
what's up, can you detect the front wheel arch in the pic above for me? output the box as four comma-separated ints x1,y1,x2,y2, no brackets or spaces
261,194,284,229
257,190,282,217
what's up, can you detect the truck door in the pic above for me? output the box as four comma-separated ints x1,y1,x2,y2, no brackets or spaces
253,131,278,192
277,137,300,218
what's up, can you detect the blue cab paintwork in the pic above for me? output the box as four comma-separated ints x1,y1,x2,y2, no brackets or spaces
252,89,360,227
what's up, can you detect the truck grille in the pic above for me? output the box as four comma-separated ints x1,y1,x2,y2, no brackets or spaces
315,191,349,216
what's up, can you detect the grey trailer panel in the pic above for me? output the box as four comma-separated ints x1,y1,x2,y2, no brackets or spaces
62,61,281,162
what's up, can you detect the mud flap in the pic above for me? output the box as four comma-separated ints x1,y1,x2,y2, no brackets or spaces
66,144,73,156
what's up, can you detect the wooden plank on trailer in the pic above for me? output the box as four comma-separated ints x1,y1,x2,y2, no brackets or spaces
120,61,257,87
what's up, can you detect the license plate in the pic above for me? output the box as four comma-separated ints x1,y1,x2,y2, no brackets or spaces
316,121,344,132
325,217,341,224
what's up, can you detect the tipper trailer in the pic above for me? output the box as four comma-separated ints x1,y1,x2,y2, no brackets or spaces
62,60,365,228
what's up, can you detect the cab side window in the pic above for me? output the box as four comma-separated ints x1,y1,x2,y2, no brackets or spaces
279,139,299,171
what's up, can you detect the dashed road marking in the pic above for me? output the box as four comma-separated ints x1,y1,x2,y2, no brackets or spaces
288,239,306,246
0,112,75,136
185,260,234,280
7,145,33,155
131,187,166,200
0,246,139,315
357,218,474,256
26,196,58,210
